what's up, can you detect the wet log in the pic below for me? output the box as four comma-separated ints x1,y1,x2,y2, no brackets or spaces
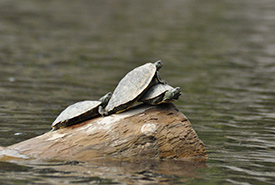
0,103,207,162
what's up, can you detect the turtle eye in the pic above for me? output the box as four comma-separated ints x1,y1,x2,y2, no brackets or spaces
154,60,163,70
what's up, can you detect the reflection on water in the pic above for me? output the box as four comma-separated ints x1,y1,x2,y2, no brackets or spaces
0,0,275,184
1,159,205,184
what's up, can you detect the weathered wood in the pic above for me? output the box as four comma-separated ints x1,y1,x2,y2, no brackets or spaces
0,103,207,162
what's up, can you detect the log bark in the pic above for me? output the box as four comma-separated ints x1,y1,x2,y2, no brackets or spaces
0,103,207,162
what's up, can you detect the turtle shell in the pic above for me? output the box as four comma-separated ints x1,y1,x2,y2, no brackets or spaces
104,63,157,115
51,100,102,130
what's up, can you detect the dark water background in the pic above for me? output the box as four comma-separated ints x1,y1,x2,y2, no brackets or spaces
0,0,274,184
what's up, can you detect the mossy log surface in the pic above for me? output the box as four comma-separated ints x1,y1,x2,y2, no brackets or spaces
0,103,207,162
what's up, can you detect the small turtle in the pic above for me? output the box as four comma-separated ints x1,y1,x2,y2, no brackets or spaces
139,84,181,105
51,92,112,131
99,60,165,115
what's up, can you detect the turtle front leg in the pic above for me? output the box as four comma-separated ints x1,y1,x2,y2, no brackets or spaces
98,106,107,116
156,71,167,84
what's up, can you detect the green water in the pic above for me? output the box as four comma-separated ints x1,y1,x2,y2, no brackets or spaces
0,0,274,184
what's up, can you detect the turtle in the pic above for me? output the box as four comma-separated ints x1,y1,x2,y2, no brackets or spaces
51,92,112,131
99,60,165,116
139,83,181,105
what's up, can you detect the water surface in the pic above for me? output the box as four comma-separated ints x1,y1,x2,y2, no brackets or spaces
0,0,274,184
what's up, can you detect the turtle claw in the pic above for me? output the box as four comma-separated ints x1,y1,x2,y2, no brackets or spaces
161,80,168,85
50,127,57,132
98,106,104,116
98,106,108,117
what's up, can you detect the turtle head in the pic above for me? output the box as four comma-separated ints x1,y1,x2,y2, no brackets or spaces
99,92,112,108
163,87,181,101
154,60,163,70
172,87,181,99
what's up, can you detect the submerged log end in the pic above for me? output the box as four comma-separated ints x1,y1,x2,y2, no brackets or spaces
1,103,207,162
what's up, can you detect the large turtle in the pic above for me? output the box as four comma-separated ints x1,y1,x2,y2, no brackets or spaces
51,92,112,131
139,83,181,105
99,60,165,116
